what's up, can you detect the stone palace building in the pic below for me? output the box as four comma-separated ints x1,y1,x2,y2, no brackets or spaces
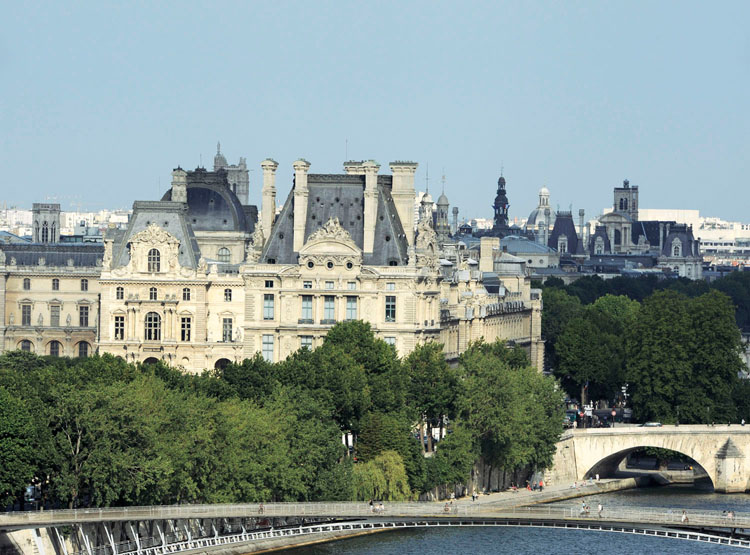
0,157,544,372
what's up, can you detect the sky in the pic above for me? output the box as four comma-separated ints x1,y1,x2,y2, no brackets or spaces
1,1,748,223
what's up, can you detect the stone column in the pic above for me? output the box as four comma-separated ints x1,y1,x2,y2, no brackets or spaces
261,159,278,238
362,160,380,254
293,159,310,252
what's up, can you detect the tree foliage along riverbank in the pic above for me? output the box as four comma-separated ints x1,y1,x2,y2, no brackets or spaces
0,321,563,509
541,274,748,423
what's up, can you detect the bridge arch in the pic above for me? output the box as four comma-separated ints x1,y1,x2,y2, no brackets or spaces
546,427,750,493
581,446,710,487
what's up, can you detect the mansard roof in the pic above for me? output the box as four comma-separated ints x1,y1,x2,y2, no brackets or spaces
261,174,408,266
161,167,256,234
548,211,584,255
0,243,103,267
109,201,201,269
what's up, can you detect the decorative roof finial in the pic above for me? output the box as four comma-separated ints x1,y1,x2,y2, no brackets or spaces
441,170,446,194
425,162,430,194
217,141,221,155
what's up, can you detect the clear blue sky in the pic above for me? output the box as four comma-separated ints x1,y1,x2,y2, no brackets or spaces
2,1,748,222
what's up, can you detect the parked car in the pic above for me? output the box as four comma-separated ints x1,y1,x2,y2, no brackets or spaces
640,422,662,427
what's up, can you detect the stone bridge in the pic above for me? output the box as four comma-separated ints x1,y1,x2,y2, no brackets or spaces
545,425,750,492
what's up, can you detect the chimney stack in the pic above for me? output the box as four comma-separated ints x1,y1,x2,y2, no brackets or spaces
362,160,380,254
389,161,418,246
293,159,311,252
171,167,188,203
261,159,278,237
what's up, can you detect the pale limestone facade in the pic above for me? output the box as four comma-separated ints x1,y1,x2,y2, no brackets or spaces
1,158,544,373
0,246,100,357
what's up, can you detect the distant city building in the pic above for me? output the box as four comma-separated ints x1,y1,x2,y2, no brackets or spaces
213,142,250,206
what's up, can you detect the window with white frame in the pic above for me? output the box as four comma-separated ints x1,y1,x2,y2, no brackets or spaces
262,334,274,362
79,305,89,327
346,296,357,320
300,335,313,350
182,287,191,301
385,296,396,322
386,282,395,291
325,281,334,290
21,304,31,326
324,296,335,321
144,312,161,341
347,281,356,290
222,318,233,342
114,315,125,340
149,287,157,301
148,249,161,272
301,295,313,322
263,294,274,320
217,247,231,263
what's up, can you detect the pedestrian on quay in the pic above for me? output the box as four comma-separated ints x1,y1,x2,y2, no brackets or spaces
258,503,264,515
681,510,689,524
580,500,587,516
539,480,544,492
597,503,603,518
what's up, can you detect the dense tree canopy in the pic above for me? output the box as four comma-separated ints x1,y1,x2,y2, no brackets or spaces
0,323,565,509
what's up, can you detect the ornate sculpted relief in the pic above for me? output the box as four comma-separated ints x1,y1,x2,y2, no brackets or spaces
299,217,362,268
307,217,353,243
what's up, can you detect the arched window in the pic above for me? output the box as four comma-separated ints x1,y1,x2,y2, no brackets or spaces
217,247,231,263
49,340,62,357
23,278,30,290
224,288,232,302
20,340,32,352
52,278,59,291
672,240,682,257
42,221,49,243
148,249,161,272
182,287,191,301
78,342,90,358
116,286,124,300
144,312,161,341
149,287,157,301
558,236,568,254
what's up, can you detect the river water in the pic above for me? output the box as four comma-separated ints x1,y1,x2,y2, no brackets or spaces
286,483,750,554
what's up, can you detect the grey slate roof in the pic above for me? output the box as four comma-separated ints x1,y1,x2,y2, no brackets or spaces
0,243,103,267
161,168,256,234
109,201,201,269
548,211,584,255
261,174,409,266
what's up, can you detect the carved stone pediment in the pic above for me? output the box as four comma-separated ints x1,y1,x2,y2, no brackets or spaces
300,218,362,265
131,223,180,246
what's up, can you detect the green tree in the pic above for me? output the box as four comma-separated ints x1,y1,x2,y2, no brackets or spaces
541,288,584,371
404,342,460,452
352,450,411,501
0,387,36,507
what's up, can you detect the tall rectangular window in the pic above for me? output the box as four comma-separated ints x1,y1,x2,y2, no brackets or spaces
222,318,233,342
181,317,191,342
300,295,313,322
50,305,60,327
21,304,31,326
262,334,274,362
385,336,396,347
265,280,274,288
80,279,88,292
52,278,59,291
346,296,357,320
323,296,335,322
385,296,396,322
79,305,89,327
263,294,274,320
300,335,313,350
114,315,125,340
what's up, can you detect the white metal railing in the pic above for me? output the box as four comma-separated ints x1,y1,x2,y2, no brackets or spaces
1,502,747,531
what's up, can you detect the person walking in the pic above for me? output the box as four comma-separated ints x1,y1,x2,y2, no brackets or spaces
597,503,603,518
681,510,689,524
539,480,544,492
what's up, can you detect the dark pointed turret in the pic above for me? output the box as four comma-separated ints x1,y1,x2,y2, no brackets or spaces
492,175,510,234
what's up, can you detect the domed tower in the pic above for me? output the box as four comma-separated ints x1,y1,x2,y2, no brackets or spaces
492,175,510,235
526,186,556,242
213,141,228,170
435,175,451,242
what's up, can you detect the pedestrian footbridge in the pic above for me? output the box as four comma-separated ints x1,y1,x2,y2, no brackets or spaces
546,425,750,492
2,502,750,554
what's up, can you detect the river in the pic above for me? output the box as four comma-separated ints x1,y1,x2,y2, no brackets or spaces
285,483,750,554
